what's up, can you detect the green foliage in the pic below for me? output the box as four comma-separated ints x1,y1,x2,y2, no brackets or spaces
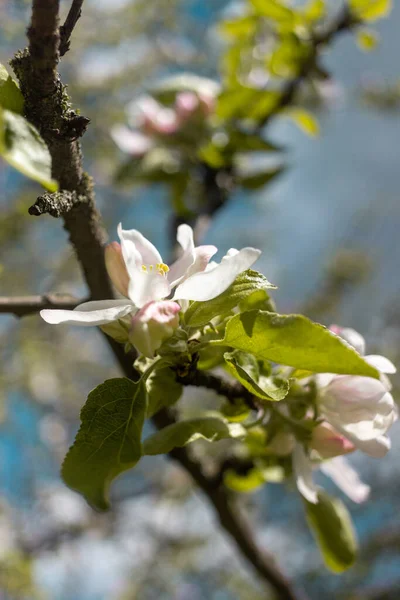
143,417,246,455
185,269,276,328
356,29,379,51
224,467,266,493
62,378,147,511
224,350,289,401
0,64,24,114
305,491,358,572
215,310,380,377
146,366,182,417
349,0,392,21
284,108,320,137
237,165,286,190
0,107,57,191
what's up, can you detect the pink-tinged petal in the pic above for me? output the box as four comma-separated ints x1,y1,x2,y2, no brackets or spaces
128,269,170,308
292,444,318,504
365,354,397,374
189,245,218,276
175,92,199,121
110,125,152,156
105,242,130,297
130,300,180,357
350,434,391,458
117,223,142,280
320,457,370,503
311,422,355,459
168,224,196,287
173,247,261,302
118,223,162,266
41,300,134,327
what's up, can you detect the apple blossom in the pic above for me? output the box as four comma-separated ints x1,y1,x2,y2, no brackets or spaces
317,326,397,458
40,223,261,357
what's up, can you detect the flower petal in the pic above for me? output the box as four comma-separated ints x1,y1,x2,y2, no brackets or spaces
366,354,397,374
128,269,171,308
118,223,162,266
320,457,370,503
111,125,152,156
105,242,130,297
173,247,261,302
41,300,134,326
292,444,318,504
341,433,391,458
168,224,196,287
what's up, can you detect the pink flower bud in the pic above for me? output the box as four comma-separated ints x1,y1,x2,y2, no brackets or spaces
329,324,366,355
311,422,355,459
175,92,200,121
105,242,129,298
129,300,181,358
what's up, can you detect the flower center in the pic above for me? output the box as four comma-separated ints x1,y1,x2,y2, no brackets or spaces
141,263,169,276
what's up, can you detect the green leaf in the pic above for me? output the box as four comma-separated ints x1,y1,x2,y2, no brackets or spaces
349,0,392,21
0,64,24,114
249,0,296,23
149,73,220,104
303,0,325,21
217,86,280,121
284,108,320,137
224,350,290,401
305,491,358,572
0,108,58,191
224,467,266,493
143,417,246,455
62,378,147,511
214,310,380,378
185,269,276,328
146,366,182,417
237,165,286,190
356,29,379,51
219,15,258,38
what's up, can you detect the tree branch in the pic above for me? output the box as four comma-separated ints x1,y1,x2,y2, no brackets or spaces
60,0,85,56
0,294,81,317
10,3,305,598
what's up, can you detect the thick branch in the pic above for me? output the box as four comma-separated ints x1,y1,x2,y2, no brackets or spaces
60,0,85,56
12,4,304,597
0,294,81,317
177,368,256,408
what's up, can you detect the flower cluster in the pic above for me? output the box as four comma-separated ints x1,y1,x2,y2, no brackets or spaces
41,223,260,358
292,325,396,504
111,90,216,158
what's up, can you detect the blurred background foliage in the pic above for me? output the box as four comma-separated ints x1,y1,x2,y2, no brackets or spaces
0,0,400,598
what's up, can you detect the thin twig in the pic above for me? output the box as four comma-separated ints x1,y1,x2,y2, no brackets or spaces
0,294,81,317
60,0,85,56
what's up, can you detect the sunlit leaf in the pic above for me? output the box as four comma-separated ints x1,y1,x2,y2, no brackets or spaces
305,491,358,572
0,107,57,191
0,64,24,114
62,378,147,511
214,310,380,377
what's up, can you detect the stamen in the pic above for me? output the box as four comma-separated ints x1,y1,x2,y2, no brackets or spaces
141,262,170,277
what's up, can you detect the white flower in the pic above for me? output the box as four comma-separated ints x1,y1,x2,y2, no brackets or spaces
40,223,261,355
293,444,370,505
317,326,397,458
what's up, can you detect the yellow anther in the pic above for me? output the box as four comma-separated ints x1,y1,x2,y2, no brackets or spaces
141,265,147,272
142,263,169,276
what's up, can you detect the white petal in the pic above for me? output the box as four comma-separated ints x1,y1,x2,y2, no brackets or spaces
117,223,142,279
167,224,196,287
344,434,391,458
111,125,152,156
128,270,170,308
40,300,134,326
320,457,370,503
118,224,162,266
173,247,261,302
292,444,318,504
366,354,397,374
